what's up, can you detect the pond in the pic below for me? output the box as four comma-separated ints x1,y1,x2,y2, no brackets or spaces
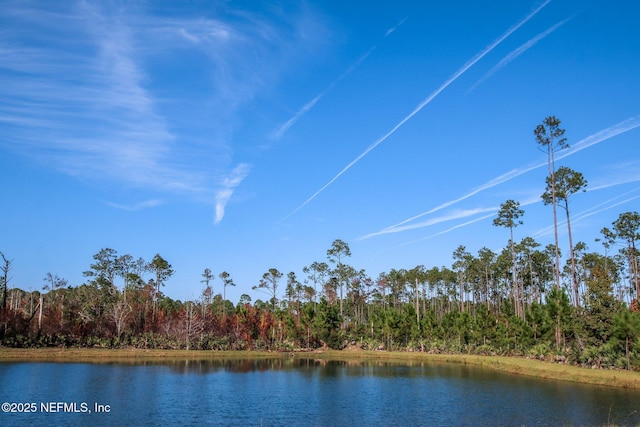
1,357,639,426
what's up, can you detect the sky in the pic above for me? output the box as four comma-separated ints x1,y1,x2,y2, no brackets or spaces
1,0,639,304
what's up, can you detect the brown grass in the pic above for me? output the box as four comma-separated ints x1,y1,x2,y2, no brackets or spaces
2,347,640,389
312,350,640,389
0,347,279,362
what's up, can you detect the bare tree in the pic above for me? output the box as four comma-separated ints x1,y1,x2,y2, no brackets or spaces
107,300,131,338
181,302,204,350
43,273,68,328
1,251,12,312
0,251,11,339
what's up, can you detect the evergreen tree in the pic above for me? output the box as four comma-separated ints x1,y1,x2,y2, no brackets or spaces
612,309,640,370
313,298,342,349
542,166,587,306
493,200,525,318
581,255,622,346
535,116,568,288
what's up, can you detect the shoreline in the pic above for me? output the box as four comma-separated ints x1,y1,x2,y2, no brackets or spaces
2,347,640,389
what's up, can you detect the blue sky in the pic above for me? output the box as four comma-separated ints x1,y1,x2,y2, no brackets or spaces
1,0,639,303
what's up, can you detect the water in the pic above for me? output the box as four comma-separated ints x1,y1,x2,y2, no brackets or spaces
1,357,639,426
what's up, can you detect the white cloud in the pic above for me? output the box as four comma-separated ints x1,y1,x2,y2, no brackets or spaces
0,2,188,191
105,199,165,211
0,2,319,207
214,163,252,225
179,28,200,44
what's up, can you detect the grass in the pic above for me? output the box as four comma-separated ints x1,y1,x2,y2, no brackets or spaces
0,347,279,362
311,350,640,389
2,347,640,389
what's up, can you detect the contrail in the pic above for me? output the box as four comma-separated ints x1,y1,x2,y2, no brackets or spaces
533,185,640,237
572,194,640,225
363,115,640,239
386,16,407,36
359,206,499,240
397,213,497,248
399,173,640,244
272,47,376,140
374,195,541,242
589,174,640,192
272,18,407,141
377,163,544,233
469,15,573,92
532,190,640,238
283,0,552,220
272,93,325,140
557,115,640,161
392,196,541,248
395,190,640,250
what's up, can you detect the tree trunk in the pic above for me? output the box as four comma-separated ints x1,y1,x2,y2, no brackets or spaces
339,265,343,320
509,228,520,318
548,146,561,289
1,256,9,311
565,203,579,307
633,241,639,301
38,296,44,335
626,336,630,371
415,278,420,329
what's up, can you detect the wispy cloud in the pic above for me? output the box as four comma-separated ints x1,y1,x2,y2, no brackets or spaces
272,45,376,141
364,195,541,242
0,2,319,222
469,15,572,92
571,193,640,226
385,17,407,36
105,199,166,211
531,173,640,239
380,164,544,233
272,91,334,141
398,213,498,248
283,0,552,220
373,196,541,250
272,17,407,141
214,163,252,225
532,188,640,239
385,166,640,246
0,2,194,192
362,116,640,240
589,161,640,191
359,207,499,240
558,115,640,160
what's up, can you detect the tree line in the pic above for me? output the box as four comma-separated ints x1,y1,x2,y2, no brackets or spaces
1,116,639,370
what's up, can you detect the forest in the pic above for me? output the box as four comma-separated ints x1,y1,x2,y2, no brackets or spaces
1,117,639,370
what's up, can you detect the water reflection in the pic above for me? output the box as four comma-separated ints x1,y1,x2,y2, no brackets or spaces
103,356,450,375
136,356,467,375
1,357,639,426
